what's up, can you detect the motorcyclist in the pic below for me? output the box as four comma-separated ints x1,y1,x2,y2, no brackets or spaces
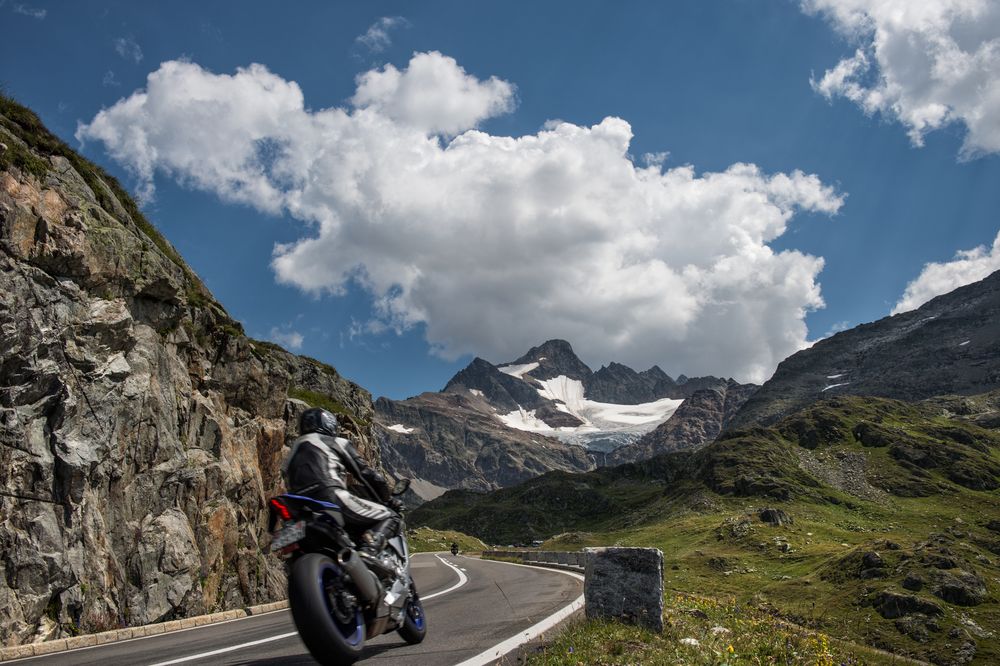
451,542,459,555
282,407,401,554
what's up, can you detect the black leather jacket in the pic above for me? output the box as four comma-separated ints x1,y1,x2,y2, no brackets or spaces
282,432,392,503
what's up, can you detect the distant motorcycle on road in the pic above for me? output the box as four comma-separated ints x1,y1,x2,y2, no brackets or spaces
451,543,459,556
267,478,425,665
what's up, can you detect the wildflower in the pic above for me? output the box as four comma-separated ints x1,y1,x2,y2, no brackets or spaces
728,644,735,653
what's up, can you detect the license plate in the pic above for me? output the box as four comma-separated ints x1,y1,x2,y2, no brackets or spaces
271,521,305,552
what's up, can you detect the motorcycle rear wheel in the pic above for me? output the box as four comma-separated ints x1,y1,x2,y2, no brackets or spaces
289,553,366,664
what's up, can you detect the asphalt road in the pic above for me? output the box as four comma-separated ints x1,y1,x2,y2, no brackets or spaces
13,553,582,666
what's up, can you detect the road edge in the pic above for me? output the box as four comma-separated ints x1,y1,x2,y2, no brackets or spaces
452,556,585,666
0,601,290,663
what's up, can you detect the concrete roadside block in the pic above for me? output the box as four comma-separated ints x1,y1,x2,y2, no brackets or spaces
584,547,664,632
64,634,98,650
31,639,68,656
3,645,33,660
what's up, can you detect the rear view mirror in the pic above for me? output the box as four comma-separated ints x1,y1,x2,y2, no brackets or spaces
392,478,411,496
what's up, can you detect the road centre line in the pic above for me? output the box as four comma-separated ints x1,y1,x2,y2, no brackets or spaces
422,553,470,600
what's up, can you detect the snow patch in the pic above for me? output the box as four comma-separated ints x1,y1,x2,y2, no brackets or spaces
959,340,971,346
387,424,414,434
821,382,850,392
497,361,540,379
469,388,484,397
497,408,555,432
497,375,683,446
826,373,844,379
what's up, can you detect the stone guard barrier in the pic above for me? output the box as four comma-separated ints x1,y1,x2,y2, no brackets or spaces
481,547,664,632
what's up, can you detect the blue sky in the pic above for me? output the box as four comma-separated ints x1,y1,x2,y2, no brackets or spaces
2,1,998,399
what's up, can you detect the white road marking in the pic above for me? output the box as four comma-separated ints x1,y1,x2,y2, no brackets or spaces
141,552,467,665
422,553,470,600
452,559,585,666
146,632,298,666
4,609,290,663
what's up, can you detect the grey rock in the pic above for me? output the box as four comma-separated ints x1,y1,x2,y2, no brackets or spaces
862,551,885,569
903,573,925,591
872,591,943,619
759,508,793,526
932,570,988,606
584,547,664,632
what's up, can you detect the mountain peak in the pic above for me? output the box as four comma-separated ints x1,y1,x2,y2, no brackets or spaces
509,339,592,380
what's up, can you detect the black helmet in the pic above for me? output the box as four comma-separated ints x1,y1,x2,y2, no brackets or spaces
300,408,339,437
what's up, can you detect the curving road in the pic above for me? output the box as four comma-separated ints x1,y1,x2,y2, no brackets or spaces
10,554,582,666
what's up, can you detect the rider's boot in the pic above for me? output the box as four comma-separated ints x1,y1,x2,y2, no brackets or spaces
360,517,397,555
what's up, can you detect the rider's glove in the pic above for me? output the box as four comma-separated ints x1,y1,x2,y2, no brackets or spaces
388,498,404,512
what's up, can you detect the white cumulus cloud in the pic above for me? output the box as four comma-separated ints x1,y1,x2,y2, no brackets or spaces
355,16,408,54
351,51,515,135
77,53,844,383
892,230,1000,314
804,0,1000,158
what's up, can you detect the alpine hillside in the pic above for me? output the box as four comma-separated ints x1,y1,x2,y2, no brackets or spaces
413,270,1000,665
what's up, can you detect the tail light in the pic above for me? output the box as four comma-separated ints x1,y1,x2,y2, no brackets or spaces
270,498,292,522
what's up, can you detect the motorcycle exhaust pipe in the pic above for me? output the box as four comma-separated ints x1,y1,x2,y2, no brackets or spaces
337,549,380,605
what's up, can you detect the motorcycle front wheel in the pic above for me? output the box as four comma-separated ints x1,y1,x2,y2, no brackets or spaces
397,582,427,644
288,553,366,664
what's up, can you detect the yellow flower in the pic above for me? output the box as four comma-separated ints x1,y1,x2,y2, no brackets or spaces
728,645,735,653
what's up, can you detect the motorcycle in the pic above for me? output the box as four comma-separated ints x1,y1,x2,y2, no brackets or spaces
267,478,425,664
451,544,459,556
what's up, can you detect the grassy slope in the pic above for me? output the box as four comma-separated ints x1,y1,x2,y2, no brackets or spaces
406,526,487,554
414,394,1000,664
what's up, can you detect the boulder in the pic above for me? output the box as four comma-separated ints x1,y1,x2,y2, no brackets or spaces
862,551,885,569
584,547,664,632
759,508,793,526
903,573,924,591
932,570,988,607
872,591,943,619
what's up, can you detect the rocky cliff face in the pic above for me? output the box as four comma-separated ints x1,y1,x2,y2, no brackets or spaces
729,270,1000,429
608,379,758,464
0,99,376,645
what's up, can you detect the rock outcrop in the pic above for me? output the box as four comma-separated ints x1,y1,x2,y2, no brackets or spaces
0,98,376,644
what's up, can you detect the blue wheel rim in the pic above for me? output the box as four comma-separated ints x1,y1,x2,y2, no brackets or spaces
408,600,425,630
318,563,364,646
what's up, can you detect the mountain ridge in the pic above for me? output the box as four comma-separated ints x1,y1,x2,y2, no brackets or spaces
378,338,738,499
729,269,1000,429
